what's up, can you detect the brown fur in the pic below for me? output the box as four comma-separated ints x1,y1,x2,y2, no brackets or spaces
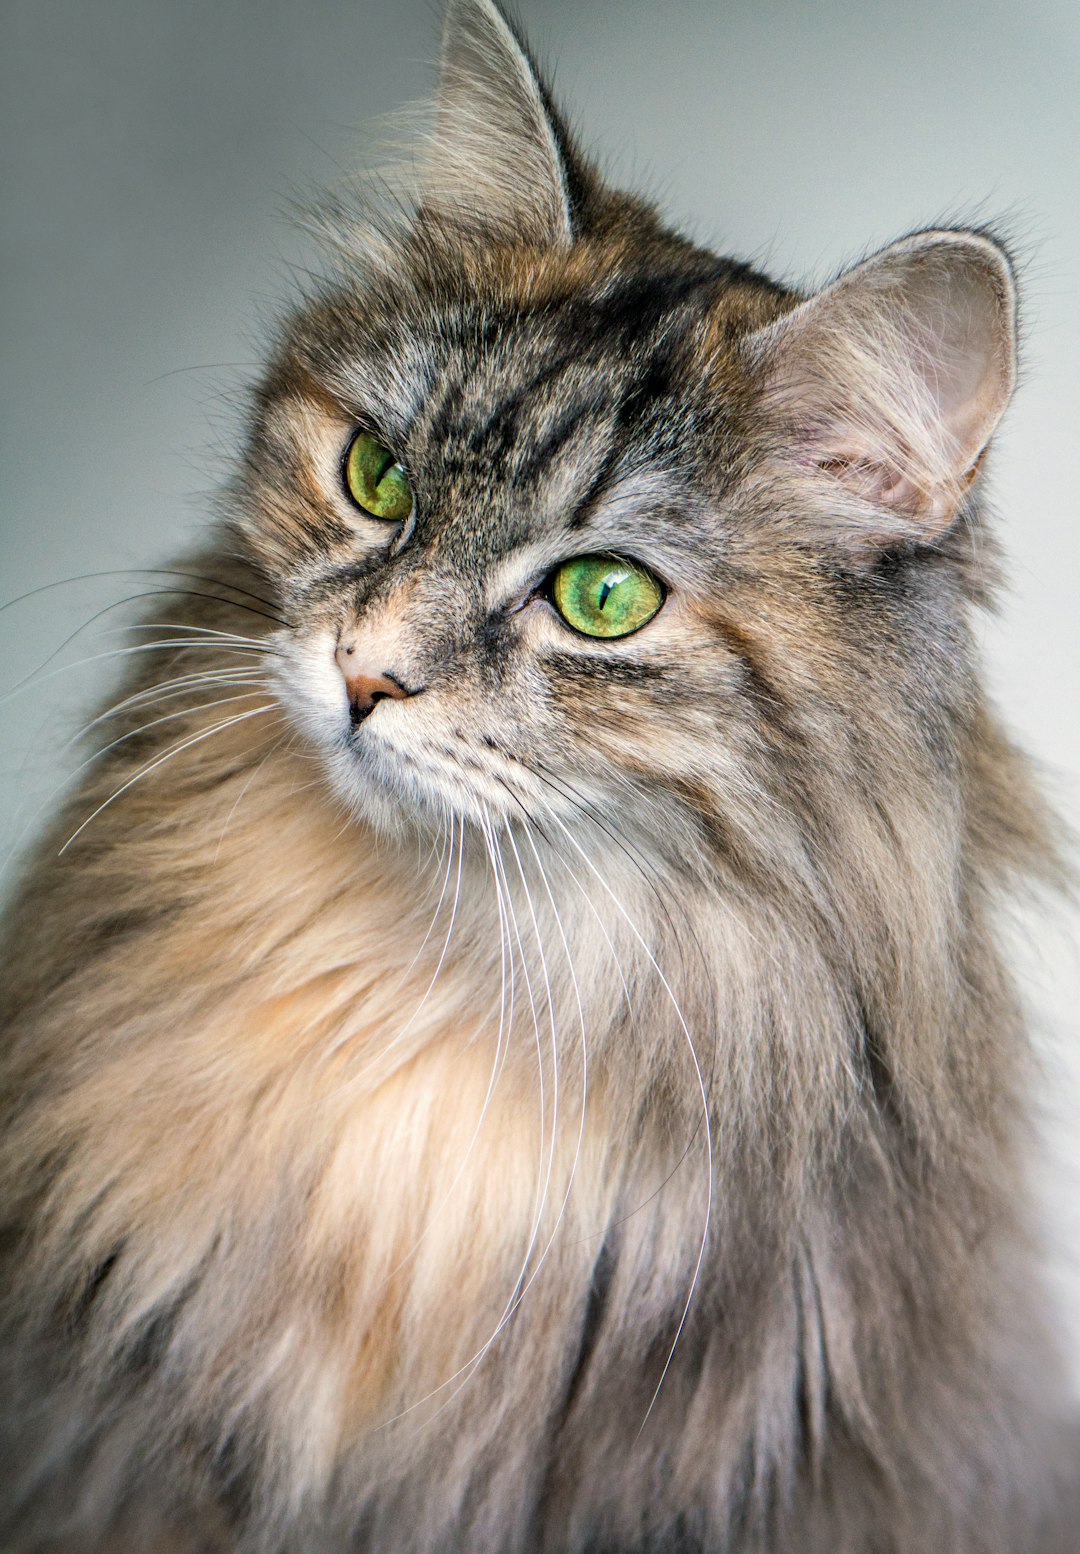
1,2,1076,1550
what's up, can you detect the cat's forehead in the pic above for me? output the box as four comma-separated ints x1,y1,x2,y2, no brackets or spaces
323,259,720,427
280,242,792,556
407,287,680,514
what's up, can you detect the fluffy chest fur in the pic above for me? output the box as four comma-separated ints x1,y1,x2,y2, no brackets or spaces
0,707,1059,1553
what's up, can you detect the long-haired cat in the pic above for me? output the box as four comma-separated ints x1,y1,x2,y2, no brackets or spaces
0,1,1075,1549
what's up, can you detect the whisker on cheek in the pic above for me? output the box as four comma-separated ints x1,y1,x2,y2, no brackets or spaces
58,703,282,855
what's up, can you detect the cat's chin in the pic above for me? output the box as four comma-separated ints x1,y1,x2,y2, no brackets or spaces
318,729,524,837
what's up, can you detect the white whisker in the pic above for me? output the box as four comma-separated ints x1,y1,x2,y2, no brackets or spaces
213,731,290,864
76,669,272,739
127,621,274,647
3,690,276,885
326,811,465,1069
57,704,280,855
368,815,514,1299
377,814,553,1434
498,819,586,1289
0,580,285,702
0,639,276,710
541,805,714,1436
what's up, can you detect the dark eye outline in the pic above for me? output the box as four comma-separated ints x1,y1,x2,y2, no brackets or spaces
543,552,667,640
340,430,415,524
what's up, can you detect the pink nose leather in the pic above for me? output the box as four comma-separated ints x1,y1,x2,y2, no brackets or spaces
335,644,411,726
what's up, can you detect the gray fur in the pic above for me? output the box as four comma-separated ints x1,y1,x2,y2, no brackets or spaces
0,1,1076,1550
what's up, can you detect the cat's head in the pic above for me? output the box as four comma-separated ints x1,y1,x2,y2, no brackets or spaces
235,0,1016,869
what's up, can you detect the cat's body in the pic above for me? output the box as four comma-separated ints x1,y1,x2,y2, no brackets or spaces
0,2,1075,1550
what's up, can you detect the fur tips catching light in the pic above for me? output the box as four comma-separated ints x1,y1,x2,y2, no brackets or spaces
423,0,575,247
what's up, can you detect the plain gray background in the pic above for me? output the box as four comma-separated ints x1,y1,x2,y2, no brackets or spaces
3,0,1079,1388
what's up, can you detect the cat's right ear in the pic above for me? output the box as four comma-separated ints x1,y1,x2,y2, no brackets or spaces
422,0,587,246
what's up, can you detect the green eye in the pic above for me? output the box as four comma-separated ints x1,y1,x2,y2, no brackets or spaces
551,554,664,639
343,431,413,522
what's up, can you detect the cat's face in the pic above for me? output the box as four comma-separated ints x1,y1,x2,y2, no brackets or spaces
243,241,798,838
229,0,1015,855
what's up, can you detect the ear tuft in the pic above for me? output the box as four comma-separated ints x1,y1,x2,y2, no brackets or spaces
748,230,1017,543
424,0,578,246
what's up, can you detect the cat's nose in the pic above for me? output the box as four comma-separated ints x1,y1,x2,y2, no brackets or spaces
335,643,414,727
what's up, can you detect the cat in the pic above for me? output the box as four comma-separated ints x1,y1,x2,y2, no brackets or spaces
0,0,1076,1550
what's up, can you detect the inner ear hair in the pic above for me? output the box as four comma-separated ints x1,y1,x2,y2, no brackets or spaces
747,229,1017,542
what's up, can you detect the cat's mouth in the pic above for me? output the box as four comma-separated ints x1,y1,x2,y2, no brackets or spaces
337,714,547,830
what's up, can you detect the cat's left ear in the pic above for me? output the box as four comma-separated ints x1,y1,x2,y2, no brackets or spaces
746,230,1017,545
423,0,587,246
